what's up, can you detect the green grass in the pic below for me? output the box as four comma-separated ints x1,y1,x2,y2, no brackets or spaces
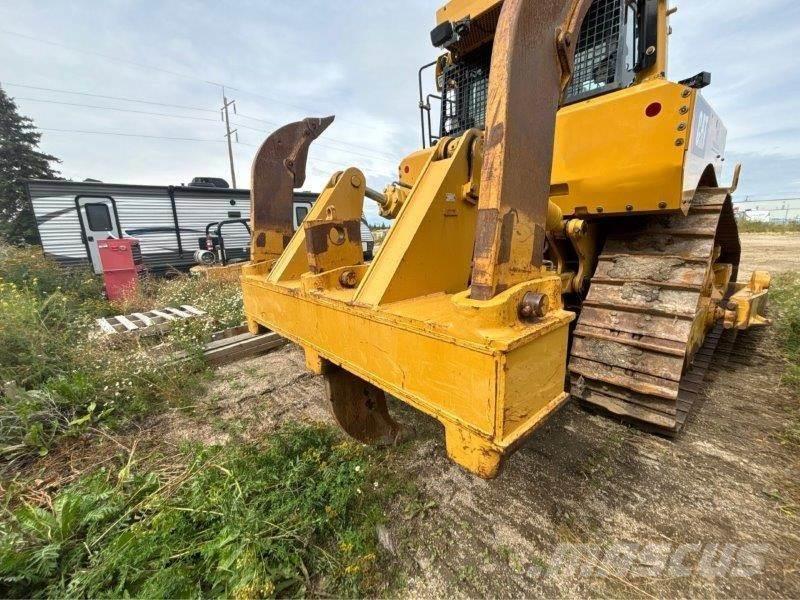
736,219,800,234
0,248,398,597
770,274,800,389
769,274,800,449
0,424,388,598
129,273,245,331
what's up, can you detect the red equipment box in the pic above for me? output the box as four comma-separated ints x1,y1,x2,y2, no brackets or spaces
97,238,146,301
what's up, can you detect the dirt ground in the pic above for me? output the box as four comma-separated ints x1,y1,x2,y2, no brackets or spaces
160,327,795,598
739,232,800,279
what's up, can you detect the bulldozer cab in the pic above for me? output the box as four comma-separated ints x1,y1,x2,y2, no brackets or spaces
420,0,662,146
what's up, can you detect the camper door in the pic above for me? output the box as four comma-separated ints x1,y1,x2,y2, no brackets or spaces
292,200,312,230
77,196,120,273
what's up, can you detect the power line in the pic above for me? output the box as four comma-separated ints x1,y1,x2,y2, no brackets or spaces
234,140,391,176
234,115,398,161
0,81,217,113
229,87,382,131
313,142,397,166
231,121,396,165
0,29,223,87
226,88,338,123
4,80,399,161
36,128,394,181
235,112,279,126
1,28,402,175
39,127,227,143
13,96,221,122
737,197,800,204
1,28,381,131
316,139,397,163
16,94,397,165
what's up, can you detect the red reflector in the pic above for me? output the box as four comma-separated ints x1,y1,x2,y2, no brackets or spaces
646,102,662,117
404,165,410,174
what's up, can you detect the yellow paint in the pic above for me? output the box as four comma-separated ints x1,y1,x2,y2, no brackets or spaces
435,0,500,25
242,131,573,477
728,271,772,330
564,219,598,293
551,78,692,216
398,148,434,188
436,0,670,84
240,77,715,476
268,168,366,283
393,83,700,219
501,326,569,441
354,132,482,307
635,0,670,83
240,0,767,479
432,0,692,216
243,268,574,477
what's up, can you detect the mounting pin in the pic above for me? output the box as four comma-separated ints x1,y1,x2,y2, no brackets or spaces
519,292,549,321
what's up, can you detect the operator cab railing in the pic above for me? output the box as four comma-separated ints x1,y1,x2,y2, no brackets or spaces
418,0,660,148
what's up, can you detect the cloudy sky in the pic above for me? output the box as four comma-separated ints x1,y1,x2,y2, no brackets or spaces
2,0,799,223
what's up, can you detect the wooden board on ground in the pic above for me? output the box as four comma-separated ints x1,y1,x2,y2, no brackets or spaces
203,331,286,367
210,325,249,342
167,326,286,367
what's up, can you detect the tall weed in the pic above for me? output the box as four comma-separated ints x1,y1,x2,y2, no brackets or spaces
769,274,800,449
770,274,800,389
121,273,245,332
0,248,209,469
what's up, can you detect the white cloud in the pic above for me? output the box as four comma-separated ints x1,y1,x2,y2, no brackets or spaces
1,0,798,211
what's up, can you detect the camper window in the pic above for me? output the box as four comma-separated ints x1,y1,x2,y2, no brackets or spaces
85,203,113,231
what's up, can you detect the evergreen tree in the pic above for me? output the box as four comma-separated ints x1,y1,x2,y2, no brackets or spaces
0,86,60,245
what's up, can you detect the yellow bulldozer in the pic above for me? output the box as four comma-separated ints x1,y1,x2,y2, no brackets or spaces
239,0,771,478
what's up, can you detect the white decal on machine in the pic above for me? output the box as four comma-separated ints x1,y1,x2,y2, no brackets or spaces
695,110,710,154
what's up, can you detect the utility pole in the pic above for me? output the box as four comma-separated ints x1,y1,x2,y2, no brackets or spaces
220,88,238,188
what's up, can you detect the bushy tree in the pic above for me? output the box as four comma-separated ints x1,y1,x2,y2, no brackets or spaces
0,86,60,245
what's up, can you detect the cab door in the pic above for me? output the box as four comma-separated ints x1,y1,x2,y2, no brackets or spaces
77,196,120,273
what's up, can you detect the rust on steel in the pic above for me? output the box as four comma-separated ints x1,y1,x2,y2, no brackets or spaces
470,0,591,300
249,116,334,261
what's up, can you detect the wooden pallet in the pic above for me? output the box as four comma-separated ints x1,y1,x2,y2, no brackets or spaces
97,305,206,335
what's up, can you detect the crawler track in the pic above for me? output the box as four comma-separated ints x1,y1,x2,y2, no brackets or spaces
568,187,741,434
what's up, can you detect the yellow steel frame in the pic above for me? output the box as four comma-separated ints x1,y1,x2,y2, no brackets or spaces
243,271,572,478
243,133,574,478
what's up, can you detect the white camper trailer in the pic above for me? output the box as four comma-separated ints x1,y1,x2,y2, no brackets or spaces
26,180,374,273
